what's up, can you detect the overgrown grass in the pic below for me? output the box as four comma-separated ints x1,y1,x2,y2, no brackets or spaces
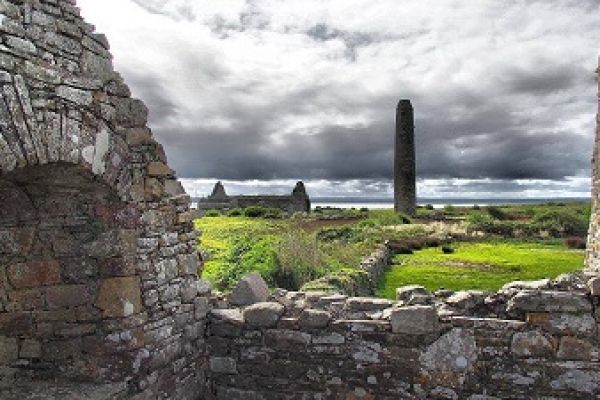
195,210,416,292
377,241,584,298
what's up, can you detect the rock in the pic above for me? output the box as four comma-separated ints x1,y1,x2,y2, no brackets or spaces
507,291,592,314
0,336,18,364
229,273,270,306
346,297,394,312
389,305,439,334
396,285,429,302
209,357,237,374
500,279,552,293
557,336,593,360
298,309,331,329
445,291,487,312
56,85,93,106
95,277,143,318
405,294,435,305
550,370,600,394
243,302,284,328
7,260,61,289
511,331,553,357
420,328,477,387
588,277,600,296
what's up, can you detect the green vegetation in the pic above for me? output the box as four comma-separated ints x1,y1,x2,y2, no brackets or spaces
377,241,584,298
196,202,590,297
195,209,418,292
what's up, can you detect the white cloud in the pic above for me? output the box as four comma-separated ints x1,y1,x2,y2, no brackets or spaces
78,0,599,197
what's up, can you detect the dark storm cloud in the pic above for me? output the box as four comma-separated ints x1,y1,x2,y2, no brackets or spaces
96,0,598,191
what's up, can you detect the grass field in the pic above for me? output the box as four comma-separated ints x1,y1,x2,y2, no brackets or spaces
195,211,424,292
196,202,589,296
376,241,585,299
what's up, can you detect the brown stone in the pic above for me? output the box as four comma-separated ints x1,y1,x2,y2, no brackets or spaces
19,339,41,359
46,285,91,309
0,336,18,365
7,288,45,311
557,336,593,360
147,161,172,177
7,260,61,289
95,277,142,318
126,127,153,145
0,313,33,336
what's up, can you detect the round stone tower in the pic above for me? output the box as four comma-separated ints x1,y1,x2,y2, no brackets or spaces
394,99,416,216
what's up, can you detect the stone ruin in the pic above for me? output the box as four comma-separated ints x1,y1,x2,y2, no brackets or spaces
0,1,598,399
196,181,310,215
394,99,416,217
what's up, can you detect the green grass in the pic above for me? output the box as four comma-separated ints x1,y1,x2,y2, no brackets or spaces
377,241,584,298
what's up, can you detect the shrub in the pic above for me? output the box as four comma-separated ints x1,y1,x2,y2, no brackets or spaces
316,226,357,242
565,236,587,250
533,210,588,237
264,207,283,219
204,209,221,217
274,231,324,290
244,206,267,218
227,208,243,217
441,245,455,254
425,204,435,210
360,207,369,213
472,204,481,210
486,206,508,220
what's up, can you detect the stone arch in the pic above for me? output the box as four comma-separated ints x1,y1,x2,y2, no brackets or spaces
0,1,208,397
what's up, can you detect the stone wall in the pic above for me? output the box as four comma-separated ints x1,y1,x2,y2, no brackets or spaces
197,181,311,215
586,59,600,272
0,1,210,398
206,277,600,399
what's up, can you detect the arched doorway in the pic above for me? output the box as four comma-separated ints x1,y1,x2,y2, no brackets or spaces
0,163,142,384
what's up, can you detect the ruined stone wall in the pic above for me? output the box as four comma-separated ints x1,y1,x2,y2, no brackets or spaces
586,59,600,273
197,182,311,215
205,280,600,399
0,1,210,398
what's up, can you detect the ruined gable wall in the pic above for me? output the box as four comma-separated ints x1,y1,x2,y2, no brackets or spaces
586,60,600,273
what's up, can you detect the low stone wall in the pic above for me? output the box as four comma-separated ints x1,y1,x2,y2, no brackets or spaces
204,276,600,399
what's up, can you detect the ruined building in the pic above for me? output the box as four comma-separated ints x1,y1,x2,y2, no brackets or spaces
394,99,416,216
0,1,599,399
196,181,310,214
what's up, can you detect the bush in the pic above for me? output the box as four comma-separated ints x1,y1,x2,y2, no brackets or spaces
533,210,588,237
425,204,434,210
227,208,243,217
274,231,324,290
204,209,221,217
317,226,357,242
441,245,455,254
244,206,267,218
264,208,283,219
486,206,508,220
565,236,587,250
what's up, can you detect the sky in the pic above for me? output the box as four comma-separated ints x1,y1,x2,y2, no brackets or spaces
78,0,599,199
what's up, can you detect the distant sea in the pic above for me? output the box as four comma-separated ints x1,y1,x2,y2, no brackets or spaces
311,197,591,210
191,197,590,210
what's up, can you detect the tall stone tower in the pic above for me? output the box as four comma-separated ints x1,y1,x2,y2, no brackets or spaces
394,99,416,216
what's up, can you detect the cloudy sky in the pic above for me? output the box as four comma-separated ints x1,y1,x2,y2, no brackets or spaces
78,0,599,199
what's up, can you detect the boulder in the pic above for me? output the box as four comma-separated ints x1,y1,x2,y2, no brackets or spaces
229,272,269,306
507,291,592,314
389,305,439,334
243,302,285,328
